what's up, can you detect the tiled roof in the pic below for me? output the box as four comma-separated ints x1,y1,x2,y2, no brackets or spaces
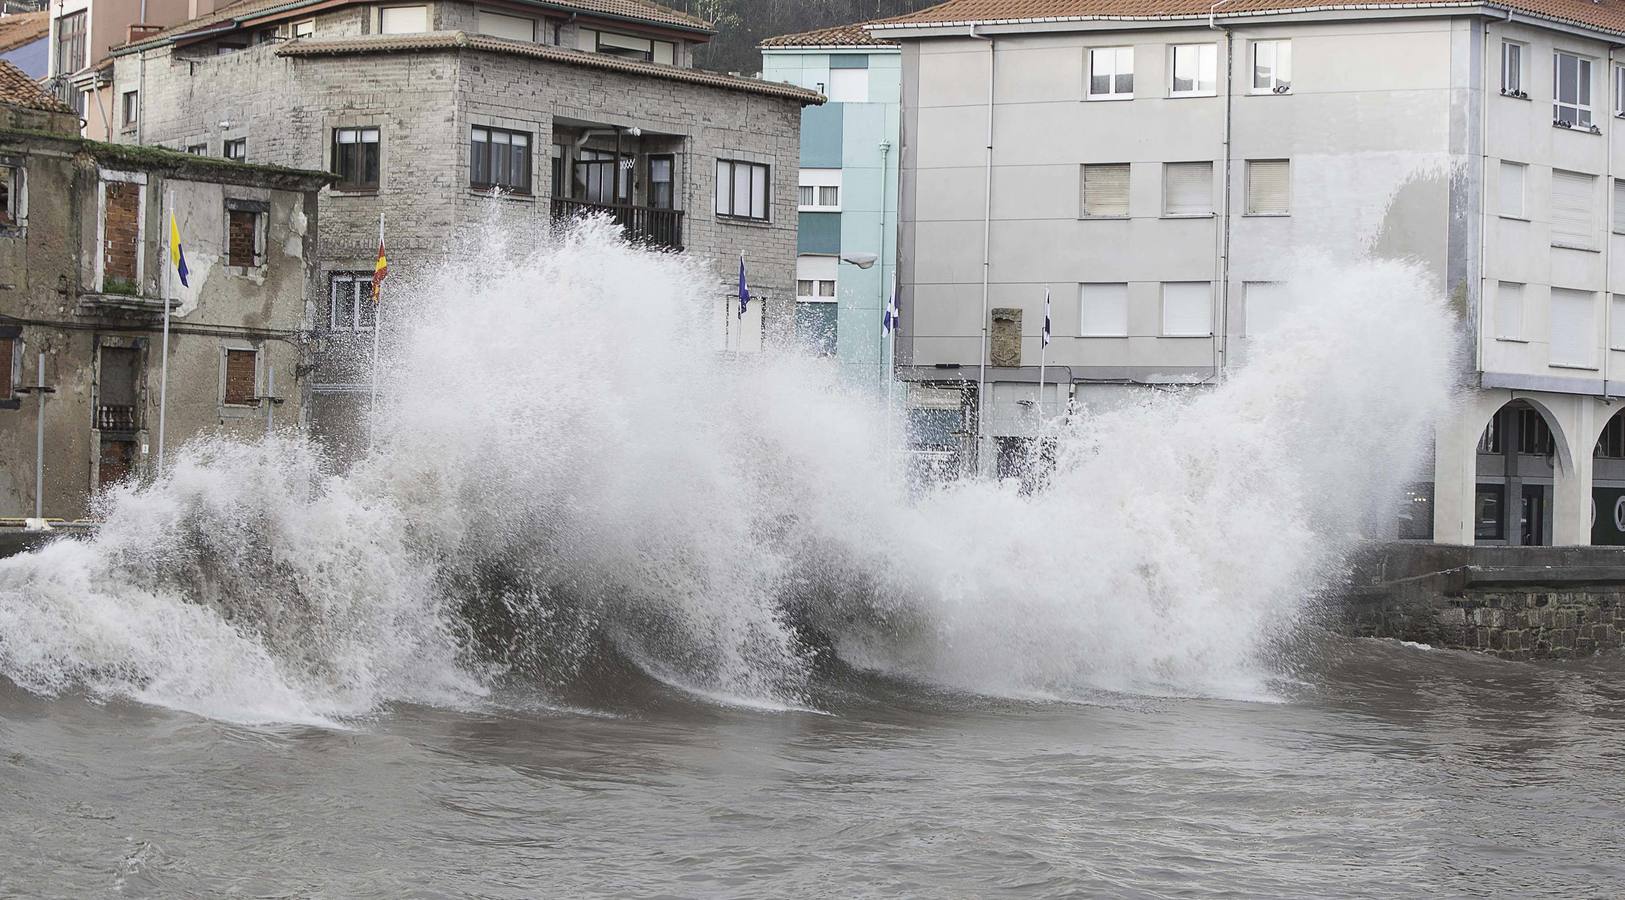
0,10,48,54
0,59,69,112
760,23,898,48
277,32,824,102
122,0,711,51
870,0,1625,36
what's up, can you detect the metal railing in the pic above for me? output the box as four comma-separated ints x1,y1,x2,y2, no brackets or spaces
550,197,683,251
95,404,137,432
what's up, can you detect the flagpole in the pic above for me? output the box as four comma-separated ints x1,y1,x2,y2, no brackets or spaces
370,212,383,452
157,191,172,476
1036,287,1048,429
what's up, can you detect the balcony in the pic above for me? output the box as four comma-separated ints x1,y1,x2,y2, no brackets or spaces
96,404,138,432
551,197,683,251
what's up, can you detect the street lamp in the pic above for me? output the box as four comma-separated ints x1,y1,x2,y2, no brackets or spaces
840,251,879,269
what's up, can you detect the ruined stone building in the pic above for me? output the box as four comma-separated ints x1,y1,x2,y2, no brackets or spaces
0,60,328,519
106,0,821,439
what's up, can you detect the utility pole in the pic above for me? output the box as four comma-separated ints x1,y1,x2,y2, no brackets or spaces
15,351,56,519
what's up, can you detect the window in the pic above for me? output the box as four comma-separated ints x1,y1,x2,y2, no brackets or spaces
55,11,85,74
1243,282,1290,336
1599,411,1625,457
1551,169,1596,249
1161,282,1212,336
379,5,428,33
1616,65,1625,117
1499,161,1526,218
477,11,535,41
1549,287,1596,367
470,126,531,193
574,149,626,204
1517,407,1555,455
1495,281,1524,341
798,169,841,211
716,159,769,221
100,176,144,292
1088,47,1133,99
1245,159,1290,215
1081,163,1130,218
329,272,377,331
1170,43,1217,96
1501,41,1525,96
185,143,207,155
121,90,138,127
795,256,837,356
1612,295,1625,350
1553,51,1593,127
1475,484,1505,541
225,204,265,269
0,332,14,404
1614,180,1625,233
292,19,315,37
223,348,259,406
224,139,246,162
331,127,380,192
1080,283,1129,336
578,28,675,64
827,68,868,102
649,155,674,210
0,163,21,228
1252,40,1291,93
1163,162,1213,216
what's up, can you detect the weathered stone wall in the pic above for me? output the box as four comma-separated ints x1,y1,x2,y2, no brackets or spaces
1339,542,1625,659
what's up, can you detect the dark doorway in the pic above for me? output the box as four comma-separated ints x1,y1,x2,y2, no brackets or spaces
1520,484,1546,546
98,439,136,489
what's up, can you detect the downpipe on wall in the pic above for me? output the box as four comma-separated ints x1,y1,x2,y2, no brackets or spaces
1210,0,1235,383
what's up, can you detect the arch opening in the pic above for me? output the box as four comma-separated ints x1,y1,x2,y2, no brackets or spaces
1474,400,1562,546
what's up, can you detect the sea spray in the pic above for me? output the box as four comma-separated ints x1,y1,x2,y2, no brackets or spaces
0,221,1458,720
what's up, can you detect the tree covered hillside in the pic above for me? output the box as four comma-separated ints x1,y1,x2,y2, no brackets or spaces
654,0,944,74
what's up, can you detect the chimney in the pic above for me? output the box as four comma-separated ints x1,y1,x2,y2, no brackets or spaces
128,24,162,42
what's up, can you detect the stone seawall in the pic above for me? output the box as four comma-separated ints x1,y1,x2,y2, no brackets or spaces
1340,543,1625,659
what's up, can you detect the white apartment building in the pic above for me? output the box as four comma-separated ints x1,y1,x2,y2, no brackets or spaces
873,0,1625,546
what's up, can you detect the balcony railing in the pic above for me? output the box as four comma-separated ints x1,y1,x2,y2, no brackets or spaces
551,198,683,251
96,404,138,432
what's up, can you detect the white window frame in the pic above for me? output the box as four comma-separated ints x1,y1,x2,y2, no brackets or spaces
1087,46,1134,100
1615,64,1625,118
826,67,869,103
798,169,841,212
1079,282,1130,337
1161,282,1213,337
1501,40,1526,97
94,169,147,295
291,19,315,37
1251,39,1291,94
377,5,429,34
328,271,377,332
1494,281,1525,342
0,158,27,231
1553,50,1595,128
219,342,262,409
223,200,268,273
1169,43,1217,97
1499,160,1527,220
796,255,838,303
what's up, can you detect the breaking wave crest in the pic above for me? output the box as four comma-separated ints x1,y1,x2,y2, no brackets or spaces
0,220,1459,722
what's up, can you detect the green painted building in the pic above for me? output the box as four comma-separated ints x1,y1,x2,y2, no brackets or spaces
761,25,900,392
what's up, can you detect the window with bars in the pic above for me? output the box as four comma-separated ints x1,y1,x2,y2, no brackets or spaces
1081,163,1130,218
1554,51,1594,127
470,126,531,193
329,272,377,332
331,127,380,191
1245,159,1290,215
223,348,258,406
1163,162,1212,216
1088,47,1133,99
1252,40,1291,93
716,159,769,221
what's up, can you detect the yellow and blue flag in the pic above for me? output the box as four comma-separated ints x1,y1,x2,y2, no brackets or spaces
168,212,189,288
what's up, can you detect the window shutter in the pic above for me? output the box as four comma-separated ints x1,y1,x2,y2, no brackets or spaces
379,5,427,33
1551,169,1595,248
1081,164,1130,217
476,11,534,41
224,349,257,405
1499,162,1525,218
1245,159,1290,215
1613,179,1625,234
1080,283,1129,336
1161,282,1212,336
1163,162,1213,216
1549,287,1595,367
1495,281,1524,340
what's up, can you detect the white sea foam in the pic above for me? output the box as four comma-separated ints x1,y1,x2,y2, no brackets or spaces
0,221,1458,721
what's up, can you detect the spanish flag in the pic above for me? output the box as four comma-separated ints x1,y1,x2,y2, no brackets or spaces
371,223,387,303
168,211,189,288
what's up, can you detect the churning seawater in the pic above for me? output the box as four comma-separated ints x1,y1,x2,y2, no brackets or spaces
4,222,1619,896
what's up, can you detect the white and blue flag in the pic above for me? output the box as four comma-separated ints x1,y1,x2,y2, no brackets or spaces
883,275,900,336
737,254,750,319
1041,287,1052,348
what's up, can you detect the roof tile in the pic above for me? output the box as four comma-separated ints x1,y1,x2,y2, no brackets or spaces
760,23,897,48
0,10,48,55
0,58,69,112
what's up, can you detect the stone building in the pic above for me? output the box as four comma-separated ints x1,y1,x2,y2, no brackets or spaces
107,0,821,439
0,60,328,519
872,0,1625,546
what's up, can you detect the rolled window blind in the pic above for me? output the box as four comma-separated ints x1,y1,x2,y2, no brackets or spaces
1164,162,1213,216
1081,164,1130,217
1551,169,1595,248
1245,159,1289,215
